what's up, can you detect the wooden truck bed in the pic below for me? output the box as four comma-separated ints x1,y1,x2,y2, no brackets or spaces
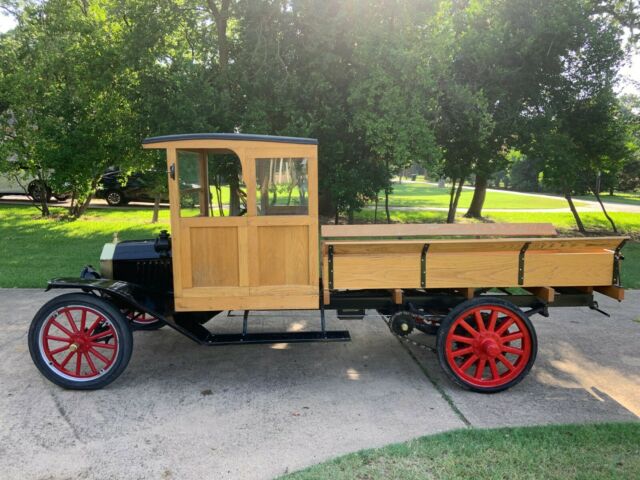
321,223,627,302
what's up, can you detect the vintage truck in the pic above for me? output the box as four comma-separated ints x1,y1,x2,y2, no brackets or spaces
28,133,627,392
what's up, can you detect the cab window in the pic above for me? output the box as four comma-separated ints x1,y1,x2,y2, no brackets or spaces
255,158,308,216
178,150,246,217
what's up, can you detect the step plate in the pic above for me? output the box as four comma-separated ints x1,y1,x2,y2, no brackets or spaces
204,330,351,346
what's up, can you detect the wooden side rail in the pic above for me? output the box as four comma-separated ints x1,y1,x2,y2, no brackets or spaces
321,236,628,293
321,223,558,239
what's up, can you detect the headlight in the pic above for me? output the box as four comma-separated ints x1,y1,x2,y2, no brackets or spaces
100,243,116,279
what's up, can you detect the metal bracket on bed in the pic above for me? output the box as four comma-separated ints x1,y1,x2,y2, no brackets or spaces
518,242,531,286
421,244,430,288
612,239,627,286
328,245,334,289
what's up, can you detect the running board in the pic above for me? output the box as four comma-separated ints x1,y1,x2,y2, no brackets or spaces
202,330,351,345
164,309,351,346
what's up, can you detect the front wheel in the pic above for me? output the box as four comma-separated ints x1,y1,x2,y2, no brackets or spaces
436,298,537,393
28,293,133,390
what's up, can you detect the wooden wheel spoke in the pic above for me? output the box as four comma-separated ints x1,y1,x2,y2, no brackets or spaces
89,347,111,364
50,319,74,338
451,346,474,358
475,358,487,380
459,320,479,338
451,335,474,344
80,308,87,332
488,358,500,379
75,352,82,376
487,311,498,332
84,352,99,376
459,354,479,373
474,311,485,331
90,330,114,341
60,350,76,368
86,316,105,335
498,354,514,372
502,345,524,356
501,332,524,343
45,335,71,343
65,310,79,333
49,345,70,355
495,317,514,336
91,342,116,350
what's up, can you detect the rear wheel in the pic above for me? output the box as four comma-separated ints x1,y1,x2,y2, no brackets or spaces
28,293,133,390
436,298,537,393
28,181,52,202
126,310,165,331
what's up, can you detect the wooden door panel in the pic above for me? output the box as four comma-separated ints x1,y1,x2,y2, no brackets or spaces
257,225,309,286
189,227,240,287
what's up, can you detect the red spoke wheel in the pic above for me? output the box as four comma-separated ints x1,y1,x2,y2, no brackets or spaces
436,298,537,393
29,293,133,390
126,310,165,331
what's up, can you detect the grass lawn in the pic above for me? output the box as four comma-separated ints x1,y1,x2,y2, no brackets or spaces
281,422,640,480
575,191,640,206
0,205,170,288
375,182,586,209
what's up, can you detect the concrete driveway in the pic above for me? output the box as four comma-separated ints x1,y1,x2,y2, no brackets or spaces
1,289,638,479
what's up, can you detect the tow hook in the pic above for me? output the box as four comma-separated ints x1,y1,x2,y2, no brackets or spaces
589,301,610,317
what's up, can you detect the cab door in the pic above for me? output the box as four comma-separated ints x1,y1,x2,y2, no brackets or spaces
246,146,319,308
167,141,319,312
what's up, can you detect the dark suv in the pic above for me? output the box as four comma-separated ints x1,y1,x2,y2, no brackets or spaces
96,170,167,206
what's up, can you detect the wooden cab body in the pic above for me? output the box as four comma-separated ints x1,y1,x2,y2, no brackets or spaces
143,134,319,311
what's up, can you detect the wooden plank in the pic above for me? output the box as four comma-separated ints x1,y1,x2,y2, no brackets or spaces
460,288,475,299
392,289,403,304
323,289,331,305
321,223,558,239
526,287,555,303
175,294,319,312
524,251,613,287
594,286,624,301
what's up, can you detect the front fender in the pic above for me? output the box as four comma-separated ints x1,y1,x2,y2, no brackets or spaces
47,278,172,319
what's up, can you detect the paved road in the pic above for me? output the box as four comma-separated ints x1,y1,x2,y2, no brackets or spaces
1,289,638,479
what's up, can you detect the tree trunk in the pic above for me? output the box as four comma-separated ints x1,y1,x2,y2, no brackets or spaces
447,178,464,223
465,173,487,218
384,188,391,224
591,188,617,233
374,195,379,224
71,194,93,218
347,208,354,224
334,208,339,225
152,194,161,223
564,193,586,234
207,0,231,70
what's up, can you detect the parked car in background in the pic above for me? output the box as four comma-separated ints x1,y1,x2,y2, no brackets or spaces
96,169,167,206
0,168,70,202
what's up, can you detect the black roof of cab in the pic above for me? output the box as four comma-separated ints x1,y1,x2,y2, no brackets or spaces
142,133,318,145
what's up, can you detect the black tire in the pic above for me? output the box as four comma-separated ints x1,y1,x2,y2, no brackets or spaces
105,189,126,206
28,181,52,202
28,293,133,390
54,195,70,201
436,297,537,393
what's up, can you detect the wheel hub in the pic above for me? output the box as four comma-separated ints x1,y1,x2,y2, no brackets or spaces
479,338,500,357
